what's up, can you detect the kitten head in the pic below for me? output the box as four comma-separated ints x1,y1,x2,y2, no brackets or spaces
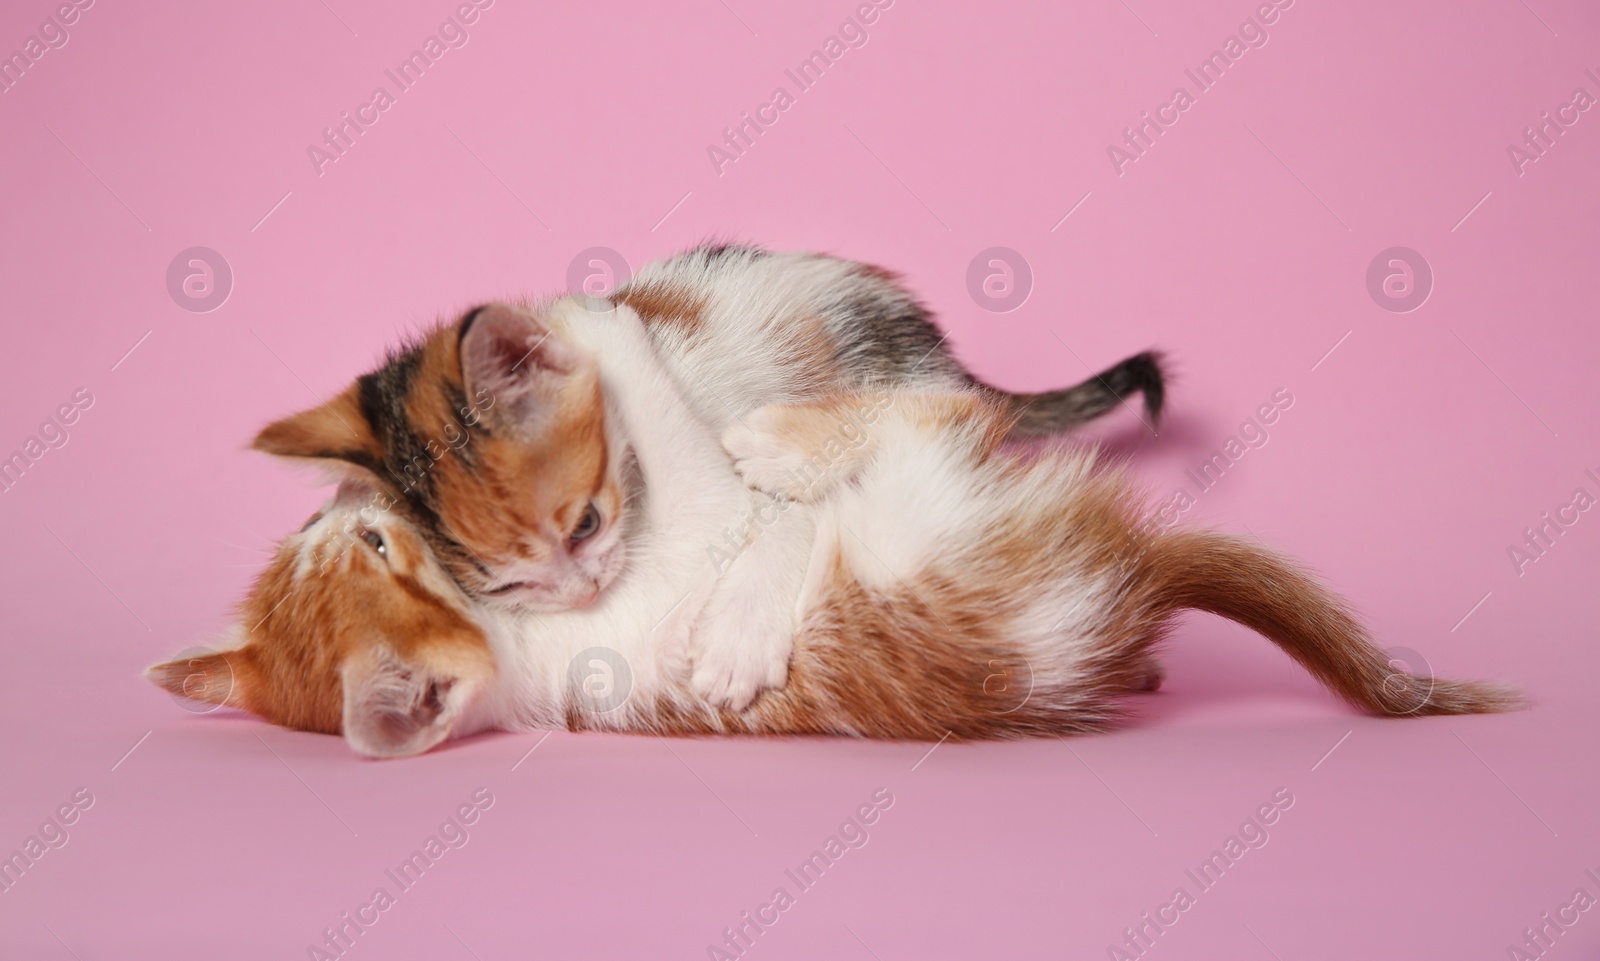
146,482,495,757
250,301,630,611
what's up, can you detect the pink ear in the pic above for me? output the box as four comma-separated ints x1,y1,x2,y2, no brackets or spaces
459,304,583,426
341,645,488,758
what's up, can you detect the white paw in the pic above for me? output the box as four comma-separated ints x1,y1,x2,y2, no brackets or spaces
652,580,716,675
721,410,814,502
688,587,794,712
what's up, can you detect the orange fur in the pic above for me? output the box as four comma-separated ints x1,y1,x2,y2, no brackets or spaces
170,389,1516,751
252,383,381,473
163,244,1510,752
642,393,1517,737
614,280,708,335
248,306,621,598
427,365,614,584
148,499,493,739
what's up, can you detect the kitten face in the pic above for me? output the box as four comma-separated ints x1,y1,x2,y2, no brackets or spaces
250,301,630,612
146,482,495,757
448,302,628,609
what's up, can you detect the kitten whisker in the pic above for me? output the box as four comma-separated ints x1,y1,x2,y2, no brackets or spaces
212,537,273,555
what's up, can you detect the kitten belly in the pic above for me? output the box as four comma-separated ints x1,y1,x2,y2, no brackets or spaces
621,447,1142,740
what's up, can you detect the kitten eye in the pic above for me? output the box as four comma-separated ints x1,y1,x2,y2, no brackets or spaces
360,528,387,558
570,503,601,544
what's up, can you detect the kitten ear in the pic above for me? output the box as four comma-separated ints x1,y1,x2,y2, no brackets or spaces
460,303,586,429
252,383,383,482
145,649,255,709
340,645,487,759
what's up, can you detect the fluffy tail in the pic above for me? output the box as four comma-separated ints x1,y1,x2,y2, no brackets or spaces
1147,529,1520,716
984,350,1166,438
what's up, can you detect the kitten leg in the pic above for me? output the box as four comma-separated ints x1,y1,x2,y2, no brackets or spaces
722,390,1010,502
565,302,752,529
719,397,882,503
698,390,1011,710
694,387,1000,709
688,497,815,710
557,300,768,684
563,300,816,710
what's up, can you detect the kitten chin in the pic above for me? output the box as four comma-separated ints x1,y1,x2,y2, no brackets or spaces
481,579,599,611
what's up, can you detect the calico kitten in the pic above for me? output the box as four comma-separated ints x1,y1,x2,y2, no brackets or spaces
247,244,1164,706
250,244,1163,603
148,299,1517,757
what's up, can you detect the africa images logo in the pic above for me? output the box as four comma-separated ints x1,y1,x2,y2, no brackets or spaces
706,0,896,176
166,247,234,313
1107,0,1301,176
305,0,496,177
1506,67,1600,177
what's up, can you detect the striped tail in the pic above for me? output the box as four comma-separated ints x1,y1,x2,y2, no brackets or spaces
984,350,1166,437
1147,529,1520,716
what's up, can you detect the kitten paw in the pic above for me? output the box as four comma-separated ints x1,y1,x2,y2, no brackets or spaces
721,408,819,502
652,581,716,673
691,650,787,713
688,588,794,712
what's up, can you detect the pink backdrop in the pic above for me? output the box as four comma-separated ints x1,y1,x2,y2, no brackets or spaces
2,0,1597,957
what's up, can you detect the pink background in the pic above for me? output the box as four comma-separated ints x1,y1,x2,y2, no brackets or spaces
3,0,1598,957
